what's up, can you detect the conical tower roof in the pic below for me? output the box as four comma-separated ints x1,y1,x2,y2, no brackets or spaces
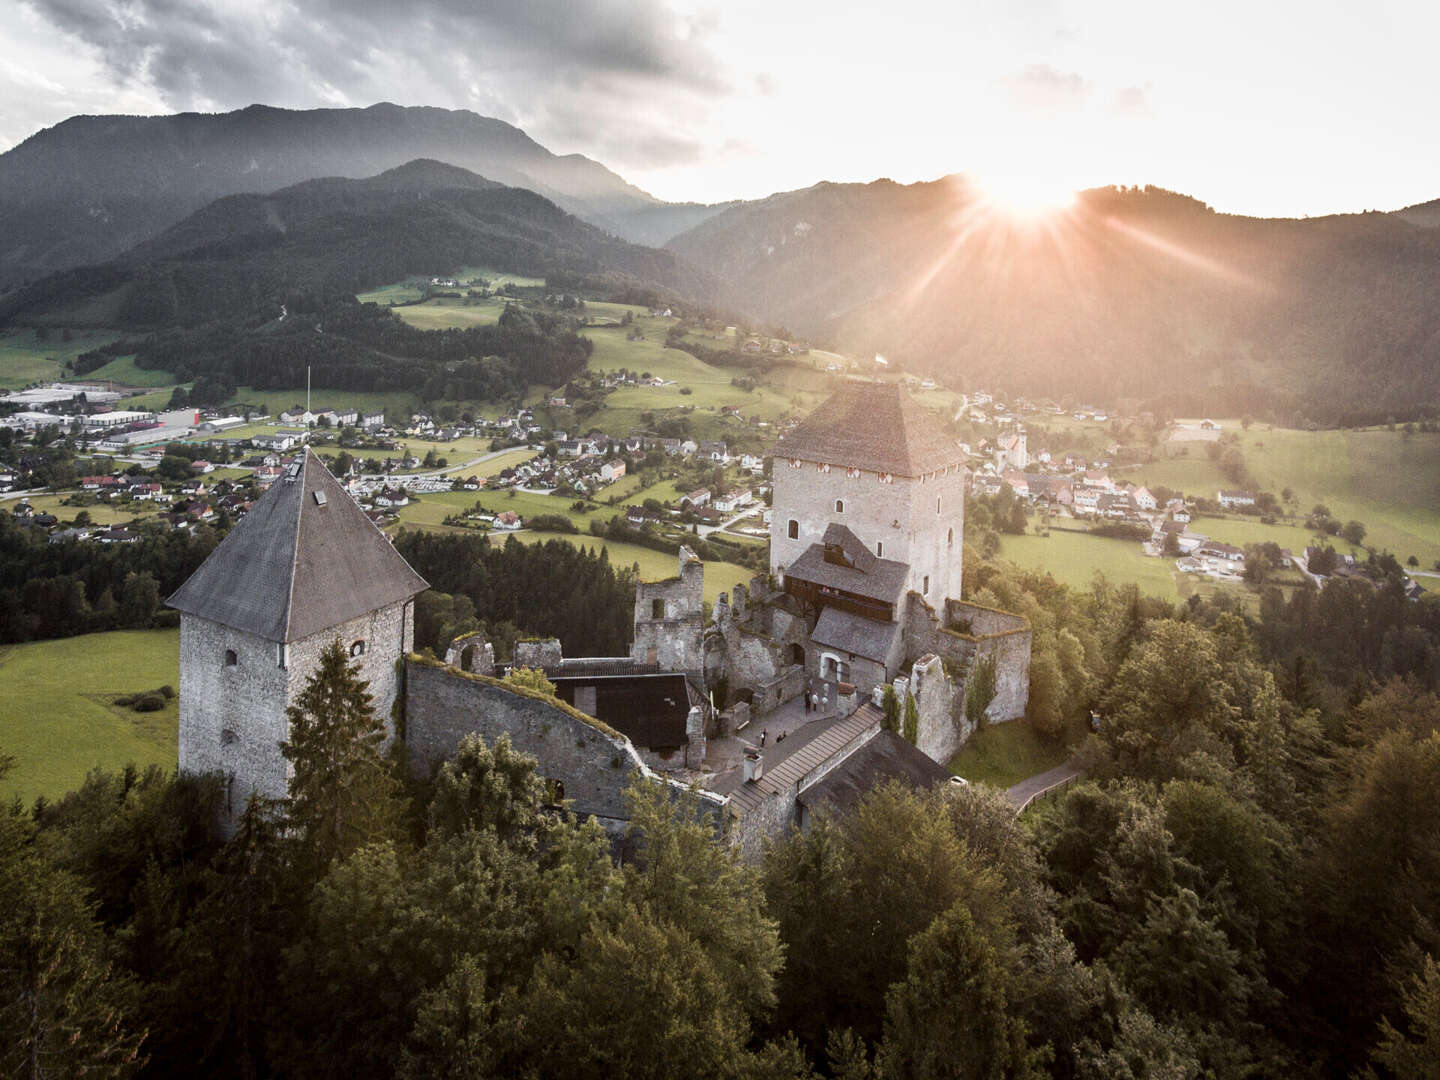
167,449,428,643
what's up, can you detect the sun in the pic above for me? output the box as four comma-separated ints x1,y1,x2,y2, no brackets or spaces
971,170,1078,222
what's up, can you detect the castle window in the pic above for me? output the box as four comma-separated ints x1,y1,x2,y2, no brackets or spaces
652,598,666,619
923,575,930,595
936,496,942,515
834,499,844,514
277,643,287,669
947,527,954,547
787,519,799,540
350,640,366,658
876,542,883,557
224,648,238,667
221,728,238,746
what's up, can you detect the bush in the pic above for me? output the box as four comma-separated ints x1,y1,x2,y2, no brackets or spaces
133,693,166,712
159,685,176,699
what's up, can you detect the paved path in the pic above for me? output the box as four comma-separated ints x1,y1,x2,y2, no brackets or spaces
1004,763,1082,810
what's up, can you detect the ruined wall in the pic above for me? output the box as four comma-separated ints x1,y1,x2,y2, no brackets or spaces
405,658,645,832
751,664,807,715
909,652,971,765
405,658,723,838
948,600,1031,724
631,550,704,673
180,599,414,835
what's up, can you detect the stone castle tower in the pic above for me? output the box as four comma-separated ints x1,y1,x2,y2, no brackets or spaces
770,380,967,605
167,450,428,830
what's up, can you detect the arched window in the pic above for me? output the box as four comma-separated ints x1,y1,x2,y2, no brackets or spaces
224,649,238,667
350,640,366,658
834,498,844,513
947,527,954,547
787,519,799,540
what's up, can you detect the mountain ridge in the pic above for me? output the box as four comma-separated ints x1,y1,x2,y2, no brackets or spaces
0,103,728,286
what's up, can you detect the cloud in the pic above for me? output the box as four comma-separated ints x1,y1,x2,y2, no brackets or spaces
1001,63,1092,113
16,0,734,169
1108,83,1153,116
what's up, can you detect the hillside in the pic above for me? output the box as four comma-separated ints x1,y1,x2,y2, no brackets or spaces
668,179,1440,423
0,103,728,285
0,159,714,330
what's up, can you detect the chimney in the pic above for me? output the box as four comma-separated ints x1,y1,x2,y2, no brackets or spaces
743,747,764,783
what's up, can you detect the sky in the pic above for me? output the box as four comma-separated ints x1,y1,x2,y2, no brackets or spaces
1,0,1435,217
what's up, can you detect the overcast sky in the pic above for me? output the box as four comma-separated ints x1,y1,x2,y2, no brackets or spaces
2,0,1435,216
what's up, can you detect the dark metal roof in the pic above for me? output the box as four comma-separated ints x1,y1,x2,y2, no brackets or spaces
772,381,966,477
167,449,428,642
798,729,951,815
810,607,902,663
550,673,695,750
786,542,909,606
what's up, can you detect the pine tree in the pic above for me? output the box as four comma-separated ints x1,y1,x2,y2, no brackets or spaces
280,639,401,876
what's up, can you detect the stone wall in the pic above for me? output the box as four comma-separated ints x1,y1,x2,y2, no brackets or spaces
899,596,1030,725
909,652,971,764
770,457,966,605
751,664,807,715
631,548,704,672
179,599,413,835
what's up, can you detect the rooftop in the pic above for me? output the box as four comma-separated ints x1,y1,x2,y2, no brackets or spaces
772,381,966,477
167,449,428,643
797,729,952,815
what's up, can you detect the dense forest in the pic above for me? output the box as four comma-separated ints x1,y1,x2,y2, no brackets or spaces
3,547,1439,1077
71,300,593,403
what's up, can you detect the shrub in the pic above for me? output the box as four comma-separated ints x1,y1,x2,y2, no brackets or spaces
133,693,166,712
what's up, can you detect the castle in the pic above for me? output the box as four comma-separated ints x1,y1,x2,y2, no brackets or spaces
168,382,1030,849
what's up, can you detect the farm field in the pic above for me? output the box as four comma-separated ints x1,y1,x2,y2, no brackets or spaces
225,386,421,420
1134,423,1440,567
0,629,180,806
391,488,601,532
501,531,755,606
995,530,1181,598
14,493,161,527
389,296,505,330
0,328,120,389
82,354,177,387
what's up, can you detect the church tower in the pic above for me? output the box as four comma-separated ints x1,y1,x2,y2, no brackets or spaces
168,450,428,831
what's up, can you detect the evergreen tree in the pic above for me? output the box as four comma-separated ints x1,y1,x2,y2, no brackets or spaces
280,639,401,876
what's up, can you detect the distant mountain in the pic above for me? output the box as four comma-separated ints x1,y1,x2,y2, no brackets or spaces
0,159,713,329
1393,197,1440,229
0,103,728,286
669,179,1440,422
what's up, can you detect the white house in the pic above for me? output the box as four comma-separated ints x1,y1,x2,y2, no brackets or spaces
1217,490,1257,509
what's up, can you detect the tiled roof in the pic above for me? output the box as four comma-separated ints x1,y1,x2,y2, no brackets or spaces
167,449,428,643
771,381,965,476
727,706,881,815
786,542,909,606
810,607,902,663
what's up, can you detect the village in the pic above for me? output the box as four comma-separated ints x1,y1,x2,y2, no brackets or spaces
1,370,1432,609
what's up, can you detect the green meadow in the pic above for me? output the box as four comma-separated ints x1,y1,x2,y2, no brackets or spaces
0,328,121,390
0,629,181,806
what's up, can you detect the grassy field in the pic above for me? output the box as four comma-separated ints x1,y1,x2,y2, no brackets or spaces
225,386,421,420
82,354,177,387
357,267,546,307
1133,423,1440,566
15,493,160,527
0,629,180,806
389,296,505,330
502,531,755,606
996,530,1181,597
0,328,121,390
946,717,1073,788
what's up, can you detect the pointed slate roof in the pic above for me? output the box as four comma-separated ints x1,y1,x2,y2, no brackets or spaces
167,449,428,643
772,381,966,477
